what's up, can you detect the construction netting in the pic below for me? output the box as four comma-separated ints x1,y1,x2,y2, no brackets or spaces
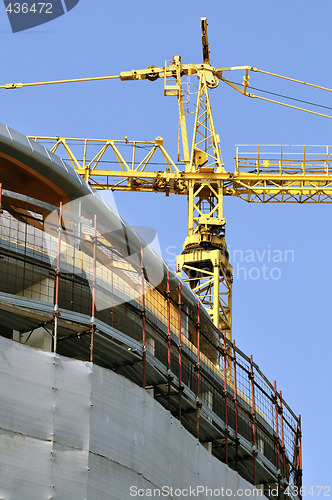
0,186,302,498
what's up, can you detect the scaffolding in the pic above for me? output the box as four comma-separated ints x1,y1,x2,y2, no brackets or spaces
0,184,302,498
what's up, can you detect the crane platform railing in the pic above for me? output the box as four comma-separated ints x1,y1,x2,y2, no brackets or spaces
236,144,332,176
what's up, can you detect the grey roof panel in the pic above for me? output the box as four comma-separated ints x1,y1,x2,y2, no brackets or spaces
0,123,90,200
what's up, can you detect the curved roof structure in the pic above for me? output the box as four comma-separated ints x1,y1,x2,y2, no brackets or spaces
0,123,91,203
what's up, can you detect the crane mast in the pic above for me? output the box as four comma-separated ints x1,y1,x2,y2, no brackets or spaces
150,19,232,336
168,33,233,335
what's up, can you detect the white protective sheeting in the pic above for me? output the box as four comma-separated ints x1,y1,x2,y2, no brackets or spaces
0,336,268,499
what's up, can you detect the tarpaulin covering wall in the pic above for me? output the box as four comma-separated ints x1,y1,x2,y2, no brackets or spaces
0,336,268,499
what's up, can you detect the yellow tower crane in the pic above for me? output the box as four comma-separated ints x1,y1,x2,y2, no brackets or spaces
3,18,332,347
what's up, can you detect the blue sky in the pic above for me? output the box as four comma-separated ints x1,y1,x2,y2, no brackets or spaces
0,0,331,493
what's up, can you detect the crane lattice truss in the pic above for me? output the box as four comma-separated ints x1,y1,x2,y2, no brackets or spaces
28,133,332,338
6,18,331,342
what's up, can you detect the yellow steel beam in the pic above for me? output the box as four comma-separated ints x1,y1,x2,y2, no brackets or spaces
28,137,332,203
0,75,120,89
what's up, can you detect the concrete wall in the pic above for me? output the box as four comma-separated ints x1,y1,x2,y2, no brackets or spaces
0,336,267,499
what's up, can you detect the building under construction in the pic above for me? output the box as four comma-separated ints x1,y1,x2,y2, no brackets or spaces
0,123,302,499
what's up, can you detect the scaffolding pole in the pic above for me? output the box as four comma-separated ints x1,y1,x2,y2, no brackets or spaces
140,247,146,389
90,214,97,363
296,415,303,499
167,271,171,410
196,302,201,440
250,355,257,485
178,283,182,418
233,340,239,470
274,381,282,499
223,331,228,464
279,391,287,481
54,202,62,354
